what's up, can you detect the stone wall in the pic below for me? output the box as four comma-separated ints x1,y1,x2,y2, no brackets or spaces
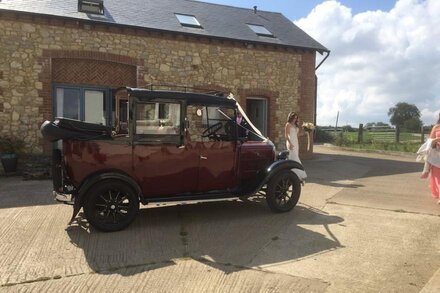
0,12,316,158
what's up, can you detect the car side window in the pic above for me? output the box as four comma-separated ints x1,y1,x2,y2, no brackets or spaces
186,105,205,142
214,107,237,141
134,101,181,144
186,105,236,142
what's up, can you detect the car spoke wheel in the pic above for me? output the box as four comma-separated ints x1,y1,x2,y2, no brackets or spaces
94,191,131,223
266,170,301,213
84,180,139,232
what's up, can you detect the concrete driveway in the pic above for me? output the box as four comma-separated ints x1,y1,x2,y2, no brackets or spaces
0,145,439,292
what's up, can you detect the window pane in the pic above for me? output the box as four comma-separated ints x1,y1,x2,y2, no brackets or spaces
188,106,235,141
247,24,273,36
208,107,235,138
136,102,180,135
187,105,205,142
175,14,201,27
202,106,222,127
56,88,80,120
116,99,129,134
85,90,106,125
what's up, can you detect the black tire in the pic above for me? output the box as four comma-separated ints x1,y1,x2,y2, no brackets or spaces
83,180,139,232
266,170,301,213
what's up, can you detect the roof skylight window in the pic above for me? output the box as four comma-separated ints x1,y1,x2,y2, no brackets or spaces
247,24,274,37
78,0,104,15
175,14,202,28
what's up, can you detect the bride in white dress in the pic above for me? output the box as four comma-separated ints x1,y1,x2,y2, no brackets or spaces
285,112,301,164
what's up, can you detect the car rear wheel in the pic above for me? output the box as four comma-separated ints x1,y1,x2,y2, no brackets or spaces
266,170,301,213
83,180,139,232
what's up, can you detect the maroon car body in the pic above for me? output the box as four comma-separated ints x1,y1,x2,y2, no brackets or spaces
41,87,305,231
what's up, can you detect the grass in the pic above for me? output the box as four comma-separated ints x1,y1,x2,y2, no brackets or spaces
341,131,424,143
330,131,424,153
339,142,420,153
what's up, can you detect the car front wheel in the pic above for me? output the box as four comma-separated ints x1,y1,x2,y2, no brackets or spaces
83,180,139,232
266,170,301,213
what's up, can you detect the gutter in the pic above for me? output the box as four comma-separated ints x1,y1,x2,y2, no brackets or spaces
315,50,330,70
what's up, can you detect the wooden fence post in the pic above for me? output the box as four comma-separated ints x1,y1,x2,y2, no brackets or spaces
358,123,363,143
395,125,400,143
421,125,425,143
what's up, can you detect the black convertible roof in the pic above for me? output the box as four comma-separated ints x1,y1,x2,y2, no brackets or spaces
0,0,328,53
126,87,237,107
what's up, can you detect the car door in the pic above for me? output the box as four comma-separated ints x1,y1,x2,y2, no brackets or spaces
132,98,199,197
186,105,238,192
197,140,237,192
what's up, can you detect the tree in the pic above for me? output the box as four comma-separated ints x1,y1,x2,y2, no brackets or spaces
388,102,421,128
364,122,376,129
375,122,390,127
403,117,422,132
388,102,422,142
342,125,354,132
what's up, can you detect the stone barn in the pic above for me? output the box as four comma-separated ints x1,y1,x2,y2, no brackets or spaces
0,0,328,171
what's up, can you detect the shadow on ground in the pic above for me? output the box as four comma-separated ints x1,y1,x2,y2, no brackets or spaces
303,152,421,187
0,177,54,209
0,149,421,209
67,199,344,276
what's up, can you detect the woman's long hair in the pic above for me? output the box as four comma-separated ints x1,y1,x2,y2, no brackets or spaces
287,112,299,127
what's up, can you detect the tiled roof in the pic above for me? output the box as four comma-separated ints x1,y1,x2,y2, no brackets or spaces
0,0,329,52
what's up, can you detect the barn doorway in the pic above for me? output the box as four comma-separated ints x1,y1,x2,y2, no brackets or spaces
246,97,268,139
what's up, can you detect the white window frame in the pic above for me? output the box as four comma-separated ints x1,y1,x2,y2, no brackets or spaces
175,13,202,28
247,24,274,37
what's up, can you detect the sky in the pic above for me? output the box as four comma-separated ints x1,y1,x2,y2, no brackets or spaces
198,0,440,127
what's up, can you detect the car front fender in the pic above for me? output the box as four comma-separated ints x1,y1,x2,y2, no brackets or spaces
238,159,305,197
265,159,305,183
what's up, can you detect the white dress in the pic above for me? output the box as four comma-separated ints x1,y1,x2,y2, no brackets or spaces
286,124,301,164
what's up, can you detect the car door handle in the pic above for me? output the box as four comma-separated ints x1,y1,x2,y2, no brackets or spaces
200,155,208,160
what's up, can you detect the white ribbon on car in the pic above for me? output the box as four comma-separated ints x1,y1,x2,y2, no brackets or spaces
226,93,267,141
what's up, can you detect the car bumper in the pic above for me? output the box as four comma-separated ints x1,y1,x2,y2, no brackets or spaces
53,191,74,205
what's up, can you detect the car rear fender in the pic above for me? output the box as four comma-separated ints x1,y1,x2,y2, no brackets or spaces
70,172,144,222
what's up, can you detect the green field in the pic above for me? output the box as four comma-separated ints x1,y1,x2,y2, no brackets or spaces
330,131,425,153
342,131,424,143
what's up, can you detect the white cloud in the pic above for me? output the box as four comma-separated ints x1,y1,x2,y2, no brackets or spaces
295,0,440,126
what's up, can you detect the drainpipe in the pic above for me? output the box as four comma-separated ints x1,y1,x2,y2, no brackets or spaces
314,75,318,126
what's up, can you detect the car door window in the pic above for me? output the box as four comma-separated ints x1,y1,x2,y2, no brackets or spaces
206,106,236,141
186,105,236,142
135,101,181,144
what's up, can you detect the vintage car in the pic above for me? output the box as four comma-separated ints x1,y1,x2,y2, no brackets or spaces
41,87,306,232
